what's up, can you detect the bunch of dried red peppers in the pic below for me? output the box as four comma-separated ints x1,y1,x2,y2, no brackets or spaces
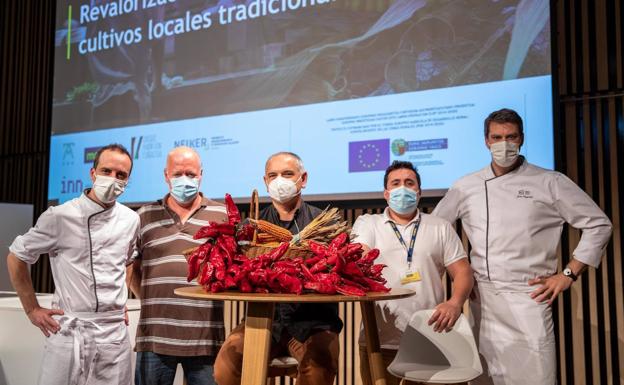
186,194,389,296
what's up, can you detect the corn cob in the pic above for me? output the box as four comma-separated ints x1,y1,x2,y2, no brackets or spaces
250,219,293,242
257,233,281,243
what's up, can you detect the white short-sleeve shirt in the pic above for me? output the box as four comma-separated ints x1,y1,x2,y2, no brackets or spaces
352,208,467,349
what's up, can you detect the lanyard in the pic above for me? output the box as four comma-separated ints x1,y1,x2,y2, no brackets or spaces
389,218,420,268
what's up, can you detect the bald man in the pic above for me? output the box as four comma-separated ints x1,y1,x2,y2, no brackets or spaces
129,147,228,385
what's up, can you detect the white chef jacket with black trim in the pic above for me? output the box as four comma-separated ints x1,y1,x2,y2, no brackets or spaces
433,159,612,385
10,191,140,385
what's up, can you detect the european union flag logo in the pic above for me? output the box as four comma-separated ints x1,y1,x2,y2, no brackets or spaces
349,139,390,172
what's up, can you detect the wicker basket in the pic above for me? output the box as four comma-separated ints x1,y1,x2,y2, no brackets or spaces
241,189,314,259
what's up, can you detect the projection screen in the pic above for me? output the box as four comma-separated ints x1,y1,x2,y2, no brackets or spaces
49,0,553,204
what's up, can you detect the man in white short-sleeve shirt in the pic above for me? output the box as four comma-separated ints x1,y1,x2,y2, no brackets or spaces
352,161,473,385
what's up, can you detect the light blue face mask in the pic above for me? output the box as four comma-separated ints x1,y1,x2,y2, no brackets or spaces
388,186,419,214
170,176,200,203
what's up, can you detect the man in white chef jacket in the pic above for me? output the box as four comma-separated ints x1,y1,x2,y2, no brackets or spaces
6,144,140,385
433,108,612,385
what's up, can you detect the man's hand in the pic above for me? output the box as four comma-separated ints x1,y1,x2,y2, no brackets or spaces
124,305,129,326
427,301,462,333
27,307,64,337
529,273,574,305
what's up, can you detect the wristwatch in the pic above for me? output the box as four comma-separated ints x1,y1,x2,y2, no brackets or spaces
562,267,578,281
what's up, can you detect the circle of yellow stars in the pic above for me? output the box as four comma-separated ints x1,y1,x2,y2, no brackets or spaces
358,143,381,169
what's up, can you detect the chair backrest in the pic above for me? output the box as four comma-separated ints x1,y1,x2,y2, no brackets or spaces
389,309,482,380
408,309,481,370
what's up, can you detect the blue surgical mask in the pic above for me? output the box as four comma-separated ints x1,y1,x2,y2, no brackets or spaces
388,186,419,215
170,176,200,203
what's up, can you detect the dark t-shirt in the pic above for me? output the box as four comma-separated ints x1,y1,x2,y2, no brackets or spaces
259,201,344,342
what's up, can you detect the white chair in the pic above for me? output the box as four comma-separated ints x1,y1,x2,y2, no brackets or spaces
387,309,482,384
267,356,298,385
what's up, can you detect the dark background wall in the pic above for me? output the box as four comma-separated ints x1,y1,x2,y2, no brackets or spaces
0,1,622,384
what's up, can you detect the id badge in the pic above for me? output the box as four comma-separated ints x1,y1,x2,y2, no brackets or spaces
400,269,421,285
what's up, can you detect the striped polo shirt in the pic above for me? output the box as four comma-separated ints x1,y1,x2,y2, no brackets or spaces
135,194,227,357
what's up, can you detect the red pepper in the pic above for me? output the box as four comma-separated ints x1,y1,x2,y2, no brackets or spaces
358,248,380,264
356,276,390,292
335,283,366,296
314,272,341,285
220,235,238,254
187,253,201,281
194,227,220,240
198,262,214,286
307,241,328,257
304,281,336,294
342,261,365,278
304,255,324,266
340,277,367,291
224,275,237,289
331,254,345,274
209,281,225,293
368,264,386,280
239,278,253,293
328,232,349,253
236,223,255,242
248,269,268,286
214,223,236,235
277,273,303,295
267,242,290,262
309,258,330,274
187,243,212,282
267,272,284,293
300,264,316,282
344,243,363,261
209,247,227,281
225,193,241,225
194,222,235,240
273,260,300,275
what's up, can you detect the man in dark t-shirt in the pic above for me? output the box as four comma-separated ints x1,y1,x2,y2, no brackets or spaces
214,152,342,385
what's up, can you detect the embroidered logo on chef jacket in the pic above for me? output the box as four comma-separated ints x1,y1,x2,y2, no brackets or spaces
516,189,533,199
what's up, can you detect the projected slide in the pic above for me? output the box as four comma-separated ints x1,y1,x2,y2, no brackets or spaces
50,0,553,204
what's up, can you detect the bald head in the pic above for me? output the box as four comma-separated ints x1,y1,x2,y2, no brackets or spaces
264,152,305,174
167,146,201,169
165,146,202,185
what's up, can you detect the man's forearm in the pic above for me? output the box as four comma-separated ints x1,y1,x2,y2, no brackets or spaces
448,262,474,307
567,258,588,276
7,253,39,314
127,261,142,298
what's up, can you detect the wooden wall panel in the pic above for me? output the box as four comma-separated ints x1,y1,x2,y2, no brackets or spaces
556,1,623,384
0,0,56,292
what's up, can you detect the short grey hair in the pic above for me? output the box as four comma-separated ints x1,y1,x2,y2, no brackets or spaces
265,152,305,173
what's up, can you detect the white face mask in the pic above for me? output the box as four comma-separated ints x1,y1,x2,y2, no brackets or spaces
489,141,520,167
268,176,301,203
93,175,126,204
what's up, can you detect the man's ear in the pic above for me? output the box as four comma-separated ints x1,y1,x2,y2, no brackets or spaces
300,172,308,189
90,168,97,183
383,189,390,202
263,175,270,192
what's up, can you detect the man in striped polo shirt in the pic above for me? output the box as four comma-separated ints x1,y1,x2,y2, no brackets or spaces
129,146,227,385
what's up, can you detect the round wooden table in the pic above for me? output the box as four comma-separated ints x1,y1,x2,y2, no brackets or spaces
175,287,414,385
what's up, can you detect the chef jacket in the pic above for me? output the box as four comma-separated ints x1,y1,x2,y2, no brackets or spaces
433,158,612,286
10,191,140,315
